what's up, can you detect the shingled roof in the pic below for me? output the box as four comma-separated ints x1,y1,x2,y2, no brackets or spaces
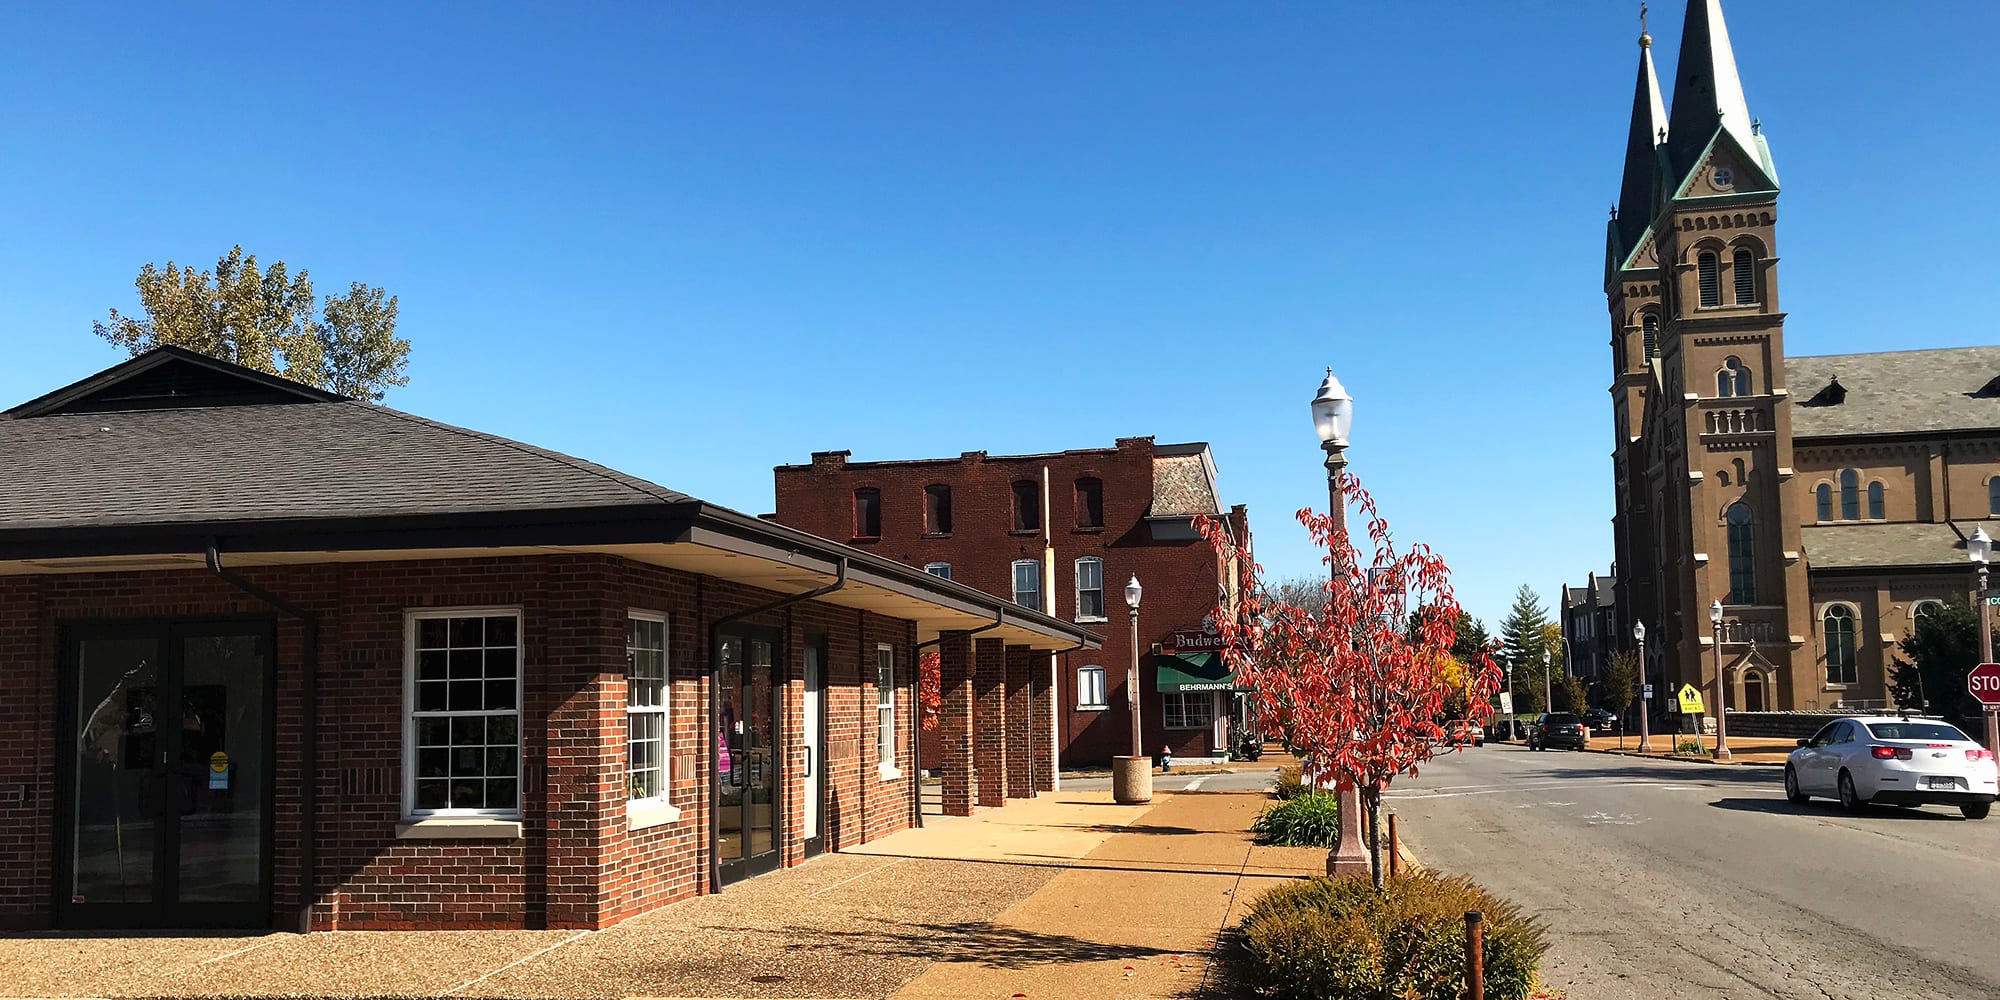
1150,443,1220,517
1801,522,1968,571
1,348,687,533
1787,346,2000,439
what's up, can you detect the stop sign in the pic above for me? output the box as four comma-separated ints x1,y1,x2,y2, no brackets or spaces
1970,663,2000,708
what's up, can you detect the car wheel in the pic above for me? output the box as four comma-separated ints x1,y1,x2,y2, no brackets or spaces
1838,770,1865,813
1961,801,1991,820
1784,766,1809,804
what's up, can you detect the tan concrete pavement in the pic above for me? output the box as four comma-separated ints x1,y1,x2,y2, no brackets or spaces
1582,732,1794,764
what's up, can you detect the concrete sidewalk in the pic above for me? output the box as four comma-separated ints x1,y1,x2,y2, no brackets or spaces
0,781,1313,1000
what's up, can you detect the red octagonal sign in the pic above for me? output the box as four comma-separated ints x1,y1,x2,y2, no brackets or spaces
1970,663,2000,708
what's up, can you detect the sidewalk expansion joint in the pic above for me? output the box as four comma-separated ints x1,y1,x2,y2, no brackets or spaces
441,929,591,996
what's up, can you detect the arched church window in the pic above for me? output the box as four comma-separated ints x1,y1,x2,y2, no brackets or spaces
1989,477,2000,516
1717,357,1751,397
1823,605,1858,686
1814,483,1833,522
1726,502,1755,604
1912,600,1944,632
1839,469,1861,521
1697,251,1722,307
1642,313,1658,362
1867,481,1884,520
1732,248,1757,304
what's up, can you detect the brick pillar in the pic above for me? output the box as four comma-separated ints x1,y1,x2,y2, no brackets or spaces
1031,651,1057,791
938,631,976,817
974,637,1008,808
1004,646,1034,798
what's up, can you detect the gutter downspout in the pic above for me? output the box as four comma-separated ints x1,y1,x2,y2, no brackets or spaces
206,543,319,934
707,557,847,894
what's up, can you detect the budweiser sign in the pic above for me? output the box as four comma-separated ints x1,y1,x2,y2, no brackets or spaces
1169,613,1228,652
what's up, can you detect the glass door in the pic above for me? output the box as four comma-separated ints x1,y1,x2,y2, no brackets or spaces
715,627,781,884
58,619,273,929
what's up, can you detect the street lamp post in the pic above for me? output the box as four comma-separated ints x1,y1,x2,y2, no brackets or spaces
1634,621,1651,753
1312,368,1369,877
1710,599,1730,760
1506,663,1516,742
1112,575,1152,804
1971,528,1995,754
1542,648,1553,714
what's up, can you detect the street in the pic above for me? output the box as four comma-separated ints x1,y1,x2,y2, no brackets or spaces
1387,745,2000,1000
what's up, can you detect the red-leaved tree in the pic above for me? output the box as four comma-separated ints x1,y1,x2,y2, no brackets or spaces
918,650,942,732
1198,471,1501,886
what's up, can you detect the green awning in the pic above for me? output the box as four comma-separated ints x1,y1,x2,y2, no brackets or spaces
1155,651,1236,692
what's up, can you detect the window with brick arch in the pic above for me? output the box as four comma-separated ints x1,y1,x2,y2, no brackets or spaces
406,609,521,817
1732,247,1757,304
626,613,668,803
1867,481,1884,520
1074,477,1104,529
1716,357,1750,398
1823,605,1858,686
1725,503,1755,604
1839,469,1861,521
1012,480,1040,532
1989,477,2000,516
923,484,952,535
854,487,881,538
1697,250,1721,307
1642,313,1659,362
1815,483,1833,522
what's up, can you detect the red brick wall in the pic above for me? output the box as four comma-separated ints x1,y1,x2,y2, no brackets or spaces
773,438,1249,764
0,554,918,932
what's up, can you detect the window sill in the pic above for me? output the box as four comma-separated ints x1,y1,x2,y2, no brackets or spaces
921,532,952,540
1075,616,1109,624
1072,526,1104,534
850,536,880,544
1164,725,1215,731
627,799,683,831
878,764,904,783
1077,704,1108,712
396,817,524,840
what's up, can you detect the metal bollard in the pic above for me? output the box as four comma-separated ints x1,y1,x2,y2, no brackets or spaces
1388,813,1400,878
1465,910,1484,1000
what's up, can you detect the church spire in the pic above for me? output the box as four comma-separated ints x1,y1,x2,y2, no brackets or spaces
1665,0,1755,184
1613,5,1668,263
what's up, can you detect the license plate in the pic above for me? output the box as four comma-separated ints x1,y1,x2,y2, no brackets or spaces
1926,776,1958,790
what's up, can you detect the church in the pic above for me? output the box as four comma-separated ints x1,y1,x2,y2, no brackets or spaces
1604,0,2000,719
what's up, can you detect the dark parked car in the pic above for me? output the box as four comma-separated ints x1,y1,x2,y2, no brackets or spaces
1530,712,1587,751
1582,708,1619,733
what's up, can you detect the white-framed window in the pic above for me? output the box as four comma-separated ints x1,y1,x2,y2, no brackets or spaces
1012,559,1042,612
1077,665,1108,709
1162,691,1215,729
1075,556,1105,621
876,643,898,778
924,562,952,580
405,608,523,817
626,612,668,803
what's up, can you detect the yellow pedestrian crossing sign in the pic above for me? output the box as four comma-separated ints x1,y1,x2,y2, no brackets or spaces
1677,684,1705,715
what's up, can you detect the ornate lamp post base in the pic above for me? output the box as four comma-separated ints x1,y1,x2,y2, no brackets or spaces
1327,783,1369,875
1111,755,1153,804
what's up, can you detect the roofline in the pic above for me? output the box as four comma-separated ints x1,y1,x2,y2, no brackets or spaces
0,499,1102,649
1788,344,2000,362
775,438,1212,472
6,346,347,418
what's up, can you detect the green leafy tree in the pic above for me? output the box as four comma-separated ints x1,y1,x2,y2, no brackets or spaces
1600,650,1639,715
1554,674,1588,714
1890,600,1988,726
94,245,411,401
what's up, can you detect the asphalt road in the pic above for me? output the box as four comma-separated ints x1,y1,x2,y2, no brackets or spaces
1385,745,2000,1000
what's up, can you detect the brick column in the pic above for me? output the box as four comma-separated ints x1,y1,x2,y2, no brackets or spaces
1031,651,1057,791
974,637,1008,808
1004,646,1034,798
937,631,976,817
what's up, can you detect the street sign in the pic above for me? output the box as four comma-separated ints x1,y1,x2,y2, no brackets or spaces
1987,595,2000,607
1642,684,1654,698
1969,663,2000,708
1677,684,1705,715
1498,692,1514,714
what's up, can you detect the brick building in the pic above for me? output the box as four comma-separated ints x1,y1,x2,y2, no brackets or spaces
771,438,1252,767
0,348,1094,931
1602,1,2000,718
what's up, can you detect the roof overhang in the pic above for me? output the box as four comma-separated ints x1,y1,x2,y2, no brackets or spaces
0,502,1101,653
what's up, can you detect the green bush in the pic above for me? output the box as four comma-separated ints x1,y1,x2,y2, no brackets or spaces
1675,738,1705,755
1238,872,1548,1000
1273,764,1310,800
1251,791,1340,846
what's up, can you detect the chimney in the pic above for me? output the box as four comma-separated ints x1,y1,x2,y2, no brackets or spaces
809,450,852,470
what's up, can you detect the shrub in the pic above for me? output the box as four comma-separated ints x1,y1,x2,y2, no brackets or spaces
1238,872,1548,1000
1273,764,1310,800
1675,738,1705,755
1251,791,1340,846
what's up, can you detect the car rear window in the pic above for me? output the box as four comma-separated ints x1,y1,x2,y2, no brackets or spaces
1865,721,1970,742
1545,714,1581,725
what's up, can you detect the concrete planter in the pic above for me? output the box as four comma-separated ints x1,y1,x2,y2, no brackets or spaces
1111,755,1153,803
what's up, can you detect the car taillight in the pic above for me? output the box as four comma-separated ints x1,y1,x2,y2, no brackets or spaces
1968,748,1995,762
1869,746,1913,760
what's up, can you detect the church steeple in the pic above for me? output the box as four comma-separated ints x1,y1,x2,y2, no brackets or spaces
1664,0,1755,184
1613,8,1669,266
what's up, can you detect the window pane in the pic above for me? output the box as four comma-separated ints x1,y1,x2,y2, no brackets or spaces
450,617,484,647
1733,249,1756,303
1867,482,1884,520
1698,252,1720,307
1839,471,1859,520
417,618,448,648
1816,484,1832,522
417,650,448,681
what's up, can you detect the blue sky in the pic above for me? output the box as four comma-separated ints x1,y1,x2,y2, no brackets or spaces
3,3,1995,628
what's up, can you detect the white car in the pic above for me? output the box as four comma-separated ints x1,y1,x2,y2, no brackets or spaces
1785,715,1999,818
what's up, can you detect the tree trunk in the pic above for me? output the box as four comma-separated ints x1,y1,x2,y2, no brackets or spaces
1366,786,1384,891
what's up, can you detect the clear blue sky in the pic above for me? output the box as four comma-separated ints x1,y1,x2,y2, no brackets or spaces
3,3,1995,628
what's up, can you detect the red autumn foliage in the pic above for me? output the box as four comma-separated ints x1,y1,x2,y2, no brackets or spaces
1197,471,1501,876
918,650,942,732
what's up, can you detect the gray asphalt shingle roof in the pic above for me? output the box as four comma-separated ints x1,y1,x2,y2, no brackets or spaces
1787,346,2000,439
1801,522,1968,571
0,400,689,532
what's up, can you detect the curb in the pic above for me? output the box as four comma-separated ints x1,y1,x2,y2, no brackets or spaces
1579,745,1786,768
